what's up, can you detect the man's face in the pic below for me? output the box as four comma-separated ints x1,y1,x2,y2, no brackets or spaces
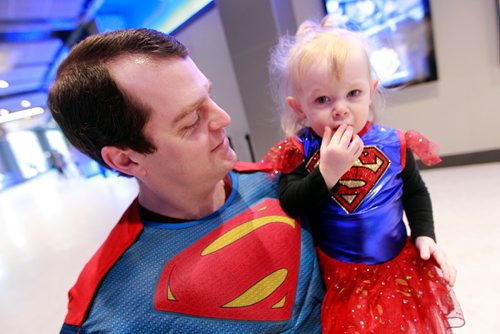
108,55,237,191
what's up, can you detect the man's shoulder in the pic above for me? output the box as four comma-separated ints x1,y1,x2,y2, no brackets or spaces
229,165,279,203
62,199,143,327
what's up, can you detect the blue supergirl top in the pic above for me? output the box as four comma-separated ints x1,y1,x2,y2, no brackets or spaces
297,124,407,264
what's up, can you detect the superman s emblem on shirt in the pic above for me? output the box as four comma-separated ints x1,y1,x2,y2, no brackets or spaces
154,198,300,321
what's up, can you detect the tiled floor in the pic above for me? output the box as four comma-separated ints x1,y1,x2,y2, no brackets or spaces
1,162,499,333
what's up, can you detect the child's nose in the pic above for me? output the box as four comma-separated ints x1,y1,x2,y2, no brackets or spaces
332,101,348,117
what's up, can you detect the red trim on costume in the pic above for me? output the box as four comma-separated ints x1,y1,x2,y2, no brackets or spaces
405,130,442,166
64,199,144,326
397,129,407,170
234,136,305,175
358,121,372,137
289,137,304,155
233,161,274,172
305,151,321,173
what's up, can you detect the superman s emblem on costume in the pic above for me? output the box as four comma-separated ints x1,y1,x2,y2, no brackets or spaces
333,146,390,213
154,199,300,321
306,145,390,213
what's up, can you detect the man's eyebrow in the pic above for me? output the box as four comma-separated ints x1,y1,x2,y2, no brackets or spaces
172,82,212,126
172,99,202,125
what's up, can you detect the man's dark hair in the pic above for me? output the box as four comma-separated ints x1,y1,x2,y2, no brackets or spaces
47,28,188,172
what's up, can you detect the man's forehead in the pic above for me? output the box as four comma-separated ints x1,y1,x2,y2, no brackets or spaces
107,54,163,77
111,55,210,125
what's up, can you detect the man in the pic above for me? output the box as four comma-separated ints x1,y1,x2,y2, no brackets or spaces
48,28,323,333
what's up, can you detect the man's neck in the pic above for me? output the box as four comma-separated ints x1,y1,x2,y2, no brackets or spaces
137,175,231,221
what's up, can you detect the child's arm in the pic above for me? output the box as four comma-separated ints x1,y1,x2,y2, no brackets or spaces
415,236,457,286
279,161,335,217
402,149,435,241
402,150,456,285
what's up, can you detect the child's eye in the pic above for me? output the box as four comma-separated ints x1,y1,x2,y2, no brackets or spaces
314,96,330,104
347,90,361,97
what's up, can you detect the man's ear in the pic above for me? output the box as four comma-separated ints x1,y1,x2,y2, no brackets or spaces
101,146,146,177
286,96,305,118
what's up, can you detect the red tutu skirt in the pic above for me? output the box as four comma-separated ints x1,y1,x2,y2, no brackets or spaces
318,239,465,333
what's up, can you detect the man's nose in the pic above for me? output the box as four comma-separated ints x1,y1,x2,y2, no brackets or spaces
208,101,231,131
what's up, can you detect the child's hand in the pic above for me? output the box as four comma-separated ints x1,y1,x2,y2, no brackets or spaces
415,236,457,286
319,124,363,189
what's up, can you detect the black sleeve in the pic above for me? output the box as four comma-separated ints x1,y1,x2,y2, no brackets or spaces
402,148,436,241
279,160,337,217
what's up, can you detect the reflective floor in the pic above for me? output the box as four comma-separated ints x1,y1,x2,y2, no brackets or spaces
1,162,499,333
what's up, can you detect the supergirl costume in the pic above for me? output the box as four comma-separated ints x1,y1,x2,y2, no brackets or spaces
268,122,464,333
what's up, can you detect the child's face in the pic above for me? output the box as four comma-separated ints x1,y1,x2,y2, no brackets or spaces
288,46,376,137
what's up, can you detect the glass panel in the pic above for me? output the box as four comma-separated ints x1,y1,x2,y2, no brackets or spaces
6,130,47,178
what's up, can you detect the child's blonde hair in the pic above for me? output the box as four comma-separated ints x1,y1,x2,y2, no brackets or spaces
269,15,384,136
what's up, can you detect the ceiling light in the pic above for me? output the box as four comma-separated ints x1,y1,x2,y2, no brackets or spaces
21,100,32,108
325,0,339,13
0,107,44,124
0,80,9,88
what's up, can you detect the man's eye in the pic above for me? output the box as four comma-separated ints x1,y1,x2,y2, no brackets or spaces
314,96,330,104
183,113,200,132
